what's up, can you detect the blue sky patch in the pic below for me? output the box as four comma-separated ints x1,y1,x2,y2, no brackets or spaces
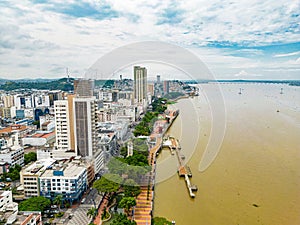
157,7,184,25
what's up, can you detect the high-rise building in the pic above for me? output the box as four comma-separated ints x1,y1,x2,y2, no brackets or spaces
163,80,170,94
74,79,94,97
2,95,14,108
74,97,97,158
157,75,161,84
54,94,75,152
134,66,147,104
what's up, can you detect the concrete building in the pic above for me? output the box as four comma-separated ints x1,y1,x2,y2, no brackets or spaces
48,91,63,106
2,108,11,119
74,97,97,158
22,131,55,147
54,95,75,152
16,110,25,120
97,132,118,166
34,94,50,108
2,95,14,108
74,79,94,97
20,159,56,199
134,66,147,104
1,211,42,225
0,135,24,167
39,160,87,204
15,212,42,225
0,138,7,148
163,80,170,94
0,191,13,212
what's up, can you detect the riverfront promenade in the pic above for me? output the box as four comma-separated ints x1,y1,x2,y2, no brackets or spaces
133,110,178,225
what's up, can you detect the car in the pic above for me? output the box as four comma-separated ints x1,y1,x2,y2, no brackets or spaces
81,198,86,204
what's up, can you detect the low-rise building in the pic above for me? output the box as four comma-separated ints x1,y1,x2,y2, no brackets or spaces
1,211,42,225
0,142,24,167
0,191,13,212
22,131,55,147
20,159,56,199
39,160,87,204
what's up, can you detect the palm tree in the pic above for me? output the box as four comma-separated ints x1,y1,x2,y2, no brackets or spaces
53,194,63,210
87,207,97,220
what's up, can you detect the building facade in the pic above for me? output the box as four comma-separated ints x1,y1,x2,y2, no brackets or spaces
133,66,147,104
39,161,87,204
74,97,97,158
20,159,56,199
54,95,75,152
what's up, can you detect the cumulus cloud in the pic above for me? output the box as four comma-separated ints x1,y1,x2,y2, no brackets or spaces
0,0,299,79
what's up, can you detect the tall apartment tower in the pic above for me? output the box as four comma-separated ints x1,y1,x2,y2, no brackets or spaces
74,97,97,158
2,95,14,108
134,66,147,103
54,94,75,152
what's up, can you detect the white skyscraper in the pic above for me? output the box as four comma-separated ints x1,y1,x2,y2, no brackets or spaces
54,95,75,152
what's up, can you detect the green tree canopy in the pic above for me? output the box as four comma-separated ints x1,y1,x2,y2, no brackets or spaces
111,213,136,225
24,152,37,165
1,164,22,181
18,196,51,212
93,173,122,194
107,158,127,176
125,152,148,167
119,197,136,216
123,179,141,198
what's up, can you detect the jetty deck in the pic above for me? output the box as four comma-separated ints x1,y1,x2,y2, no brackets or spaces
163,136,197,198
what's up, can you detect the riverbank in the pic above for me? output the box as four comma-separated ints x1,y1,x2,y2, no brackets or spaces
133,109,179,225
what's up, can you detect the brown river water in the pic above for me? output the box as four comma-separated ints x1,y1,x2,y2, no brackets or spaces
153,83,300,225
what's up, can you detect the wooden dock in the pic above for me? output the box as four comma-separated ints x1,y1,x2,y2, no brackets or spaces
163,136,198,198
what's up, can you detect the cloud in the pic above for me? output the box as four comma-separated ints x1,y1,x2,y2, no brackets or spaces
234,70,262,77
274,51,300,57
0,0,300,79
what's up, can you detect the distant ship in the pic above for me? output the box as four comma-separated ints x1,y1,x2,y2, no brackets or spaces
280,88,283,94
238,88,242,94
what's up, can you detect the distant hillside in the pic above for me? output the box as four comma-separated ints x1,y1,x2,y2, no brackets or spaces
0,78,74,91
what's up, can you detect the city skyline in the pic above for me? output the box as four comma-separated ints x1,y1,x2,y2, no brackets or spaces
0,0,299,80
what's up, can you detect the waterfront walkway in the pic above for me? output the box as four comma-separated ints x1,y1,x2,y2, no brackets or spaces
134,137,161,225
133,186,153,224
133,110,179,224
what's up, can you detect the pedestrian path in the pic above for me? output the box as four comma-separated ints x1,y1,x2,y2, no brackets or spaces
133,186,152,225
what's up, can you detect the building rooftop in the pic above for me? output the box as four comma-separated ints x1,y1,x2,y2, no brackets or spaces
40,161,86,178
31,131,55,139
22,159,56,176
0,125,27,134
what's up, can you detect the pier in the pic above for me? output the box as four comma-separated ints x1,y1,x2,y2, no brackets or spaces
163,136,198,198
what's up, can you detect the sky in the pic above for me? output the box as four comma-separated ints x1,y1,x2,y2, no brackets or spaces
0,0,299,80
